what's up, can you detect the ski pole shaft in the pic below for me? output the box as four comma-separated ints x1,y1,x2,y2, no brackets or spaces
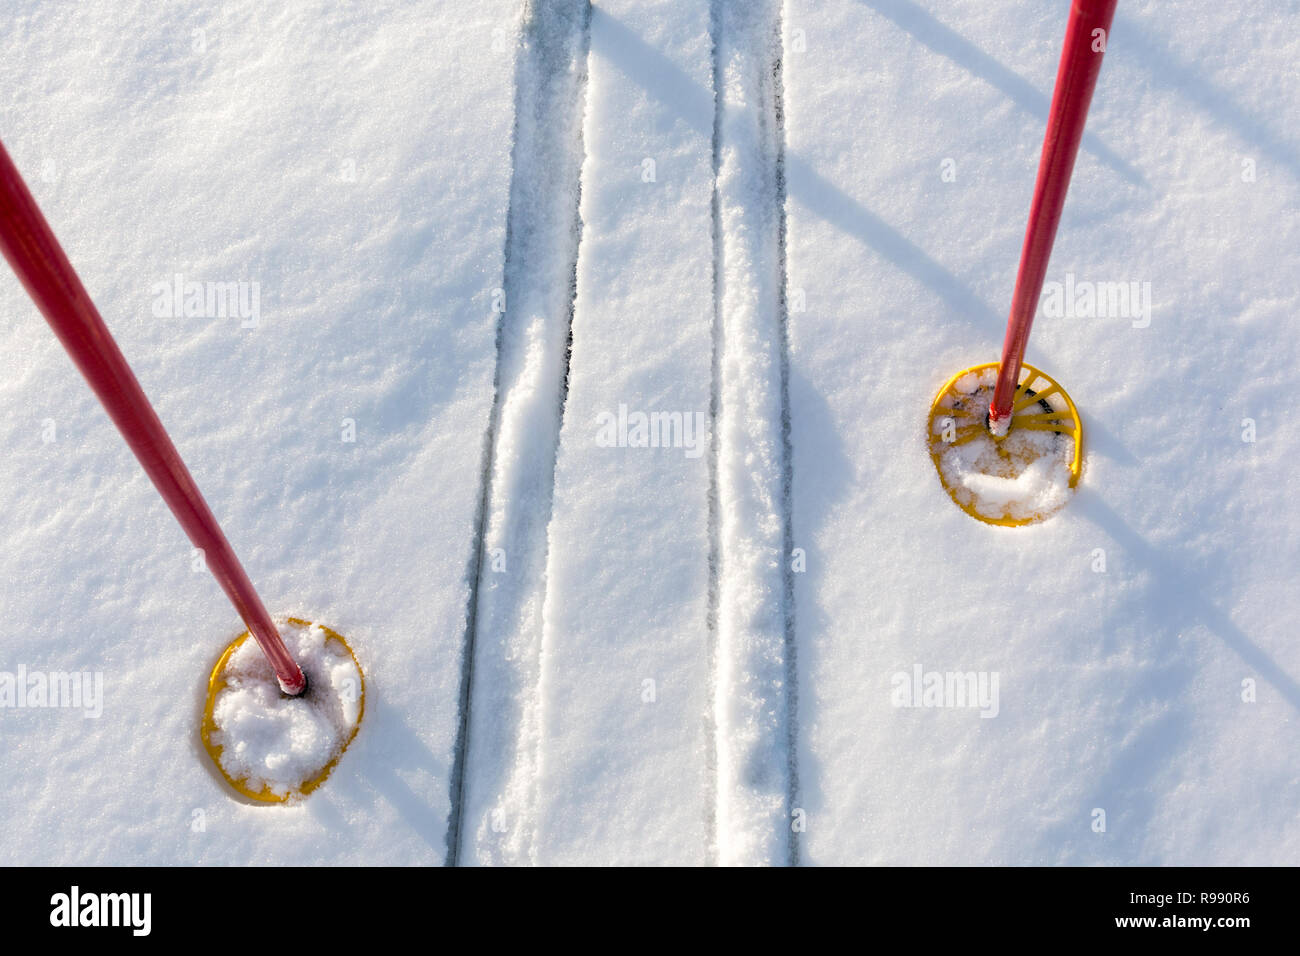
0,139,306,695
988,0,1117,435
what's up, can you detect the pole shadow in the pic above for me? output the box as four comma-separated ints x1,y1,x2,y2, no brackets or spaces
857,0,1146,186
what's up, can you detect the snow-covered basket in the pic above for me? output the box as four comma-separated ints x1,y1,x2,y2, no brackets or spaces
927,363,1083,526
201,619,364,802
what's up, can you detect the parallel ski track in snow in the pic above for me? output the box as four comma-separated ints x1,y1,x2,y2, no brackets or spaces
453,0,801,866
708,0,799,866
448,0,592,866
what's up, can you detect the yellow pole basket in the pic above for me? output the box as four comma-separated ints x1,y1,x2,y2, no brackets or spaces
201,618,364,803
927,362,1083,527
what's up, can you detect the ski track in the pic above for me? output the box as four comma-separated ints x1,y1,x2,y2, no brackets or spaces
529,0,717,865
447,0,1298,869
709,0,799,866
451,0,593,866
454,0,803,867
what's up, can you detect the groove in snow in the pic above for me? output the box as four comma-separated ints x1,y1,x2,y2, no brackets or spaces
450,0,593,866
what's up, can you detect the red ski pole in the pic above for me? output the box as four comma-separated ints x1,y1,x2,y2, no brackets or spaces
0,139,306,696
987,0,1117,436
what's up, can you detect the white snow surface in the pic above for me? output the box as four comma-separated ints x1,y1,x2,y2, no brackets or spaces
1,0,1298,865
209,621,361,799
1,0,520,865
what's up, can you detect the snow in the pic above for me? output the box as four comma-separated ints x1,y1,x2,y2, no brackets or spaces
528,0,717,865
712,0,795,867
2,0,1298,865
0,0,521,865
955,453,1071,520
782,0,1300,865
455,0,590,866
209,621,361,799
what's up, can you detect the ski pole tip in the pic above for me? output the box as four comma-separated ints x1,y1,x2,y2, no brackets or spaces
987,408,1012,439
278,669,308,698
